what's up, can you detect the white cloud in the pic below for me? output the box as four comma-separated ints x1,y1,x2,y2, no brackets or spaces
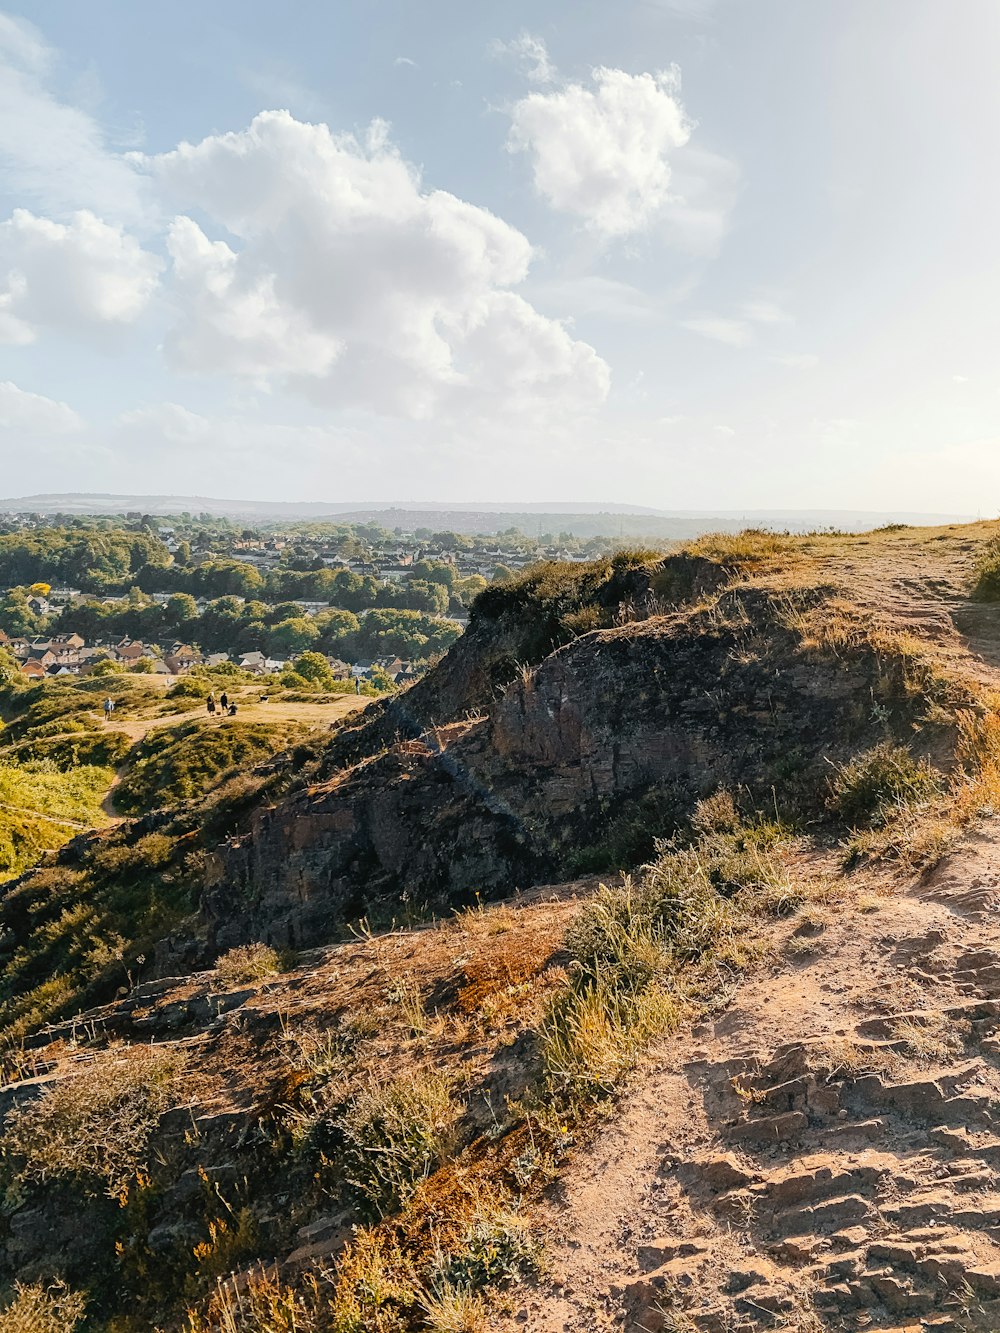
493,33,556,84
140,111,608,419
0,14,146,220
393,56,417,69
506,65,691,237
165,215,340,379
681,315,752,347
952,374,970,384
0,380,81,433
0,208,161,344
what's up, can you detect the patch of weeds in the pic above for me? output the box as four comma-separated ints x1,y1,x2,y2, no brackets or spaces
338,1074,461,1218
416,1283,487,1333
215,942,282,988
325,1227,418,1332
842,805,956,871
972,538,1000,601
430,1210,539,1290
0,1281,87,1333
544,803,792,1113
1,1043,185,1199
539,973,682,1110
891,1012,968,1063
186,1269,321,1332
829,742,940,828
817,1037,903,1081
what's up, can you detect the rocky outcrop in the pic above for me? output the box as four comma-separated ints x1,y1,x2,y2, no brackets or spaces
205,586,946,949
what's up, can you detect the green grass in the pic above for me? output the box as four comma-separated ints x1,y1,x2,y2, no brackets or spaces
0,760,113,880
828,741,941,827
113,717,308,814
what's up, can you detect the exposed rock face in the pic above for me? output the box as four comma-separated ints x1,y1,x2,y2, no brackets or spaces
205,586,941,949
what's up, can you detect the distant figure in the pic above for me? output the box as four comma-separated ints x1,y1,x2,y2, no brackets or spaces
103,697,115,721
207,697,216,715
354,678,361,695
227,702,238,716
220,692,229,711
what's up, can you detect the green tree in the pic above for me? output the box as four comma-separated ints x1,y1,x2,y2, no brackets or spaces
0,588,41,636
268,617,319,656
290,651,337,689
0,646,20,689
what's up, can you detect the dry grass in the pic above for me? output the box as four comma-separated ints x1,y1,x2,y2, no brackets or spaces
337,1073,461,1218
0,1282,86,1333
186,1270,319,1333
1,1042,184,1198
216,942,283,988
416,1285,487,1333
891,1012,968,1063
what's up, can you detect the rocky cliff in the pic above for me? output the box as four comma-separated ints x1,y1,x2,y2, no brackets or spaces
205,578,952,949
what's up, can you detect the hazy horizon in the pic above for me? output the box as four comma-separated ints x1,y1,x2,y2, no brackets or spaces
2,3,1000,509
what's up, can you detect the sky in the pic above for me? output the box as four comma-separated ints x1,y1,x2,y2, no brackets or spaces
0,0,998,512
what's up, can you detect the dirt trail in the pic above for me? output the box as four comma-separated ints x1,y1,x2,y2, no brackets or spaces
93,694,370,820
512,834,1000,1332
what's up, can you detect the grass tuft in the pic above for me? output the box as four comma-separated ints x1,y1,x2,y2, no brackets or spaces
216,942,282,987
1,1043,185,1199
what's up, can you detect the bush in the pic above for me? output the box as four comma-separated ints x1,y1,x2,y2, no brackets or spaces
338,1074,460,1218
167,676,211,700
90,658,126,676
0,1282,86,1333
828,742,940,827
216,942,281,987
1,1044,184,1198
973,539,1000,600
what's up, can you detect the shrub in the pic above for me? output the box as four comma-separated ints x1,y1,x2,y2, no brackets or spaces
0,1282,86,1333
216,942,281,987
539,972,680,1108
1,1043,184,1198
973,539,1000,600
167,676,211,700
828,742,940,827
416,1284,487,1333
338,1074,460,1218
90,658,126,676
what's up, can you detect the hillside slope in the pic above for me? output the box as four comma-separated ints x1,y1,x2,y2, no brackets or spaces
4,520,1000,1330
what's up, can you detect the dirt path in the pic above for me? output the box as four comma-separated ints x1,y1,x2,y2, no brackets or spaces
512,833,1000,1331
93,693,370,820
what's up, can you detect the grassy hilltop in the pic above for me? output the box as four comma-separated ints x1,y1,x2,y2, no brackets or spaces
4,520,1000,1329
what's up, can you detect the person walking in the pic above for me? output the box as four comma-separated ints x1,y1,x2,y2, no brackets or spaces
207,693,216,715
354,677,360,695
220,691,229,711
103,697,115,722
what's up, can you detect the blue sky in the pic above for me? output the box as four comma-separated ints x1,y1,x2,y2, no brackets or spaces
0,0,997,511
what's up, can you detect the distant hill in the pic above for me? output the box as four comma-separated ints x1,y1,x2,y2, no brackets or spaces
0,493,979,538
